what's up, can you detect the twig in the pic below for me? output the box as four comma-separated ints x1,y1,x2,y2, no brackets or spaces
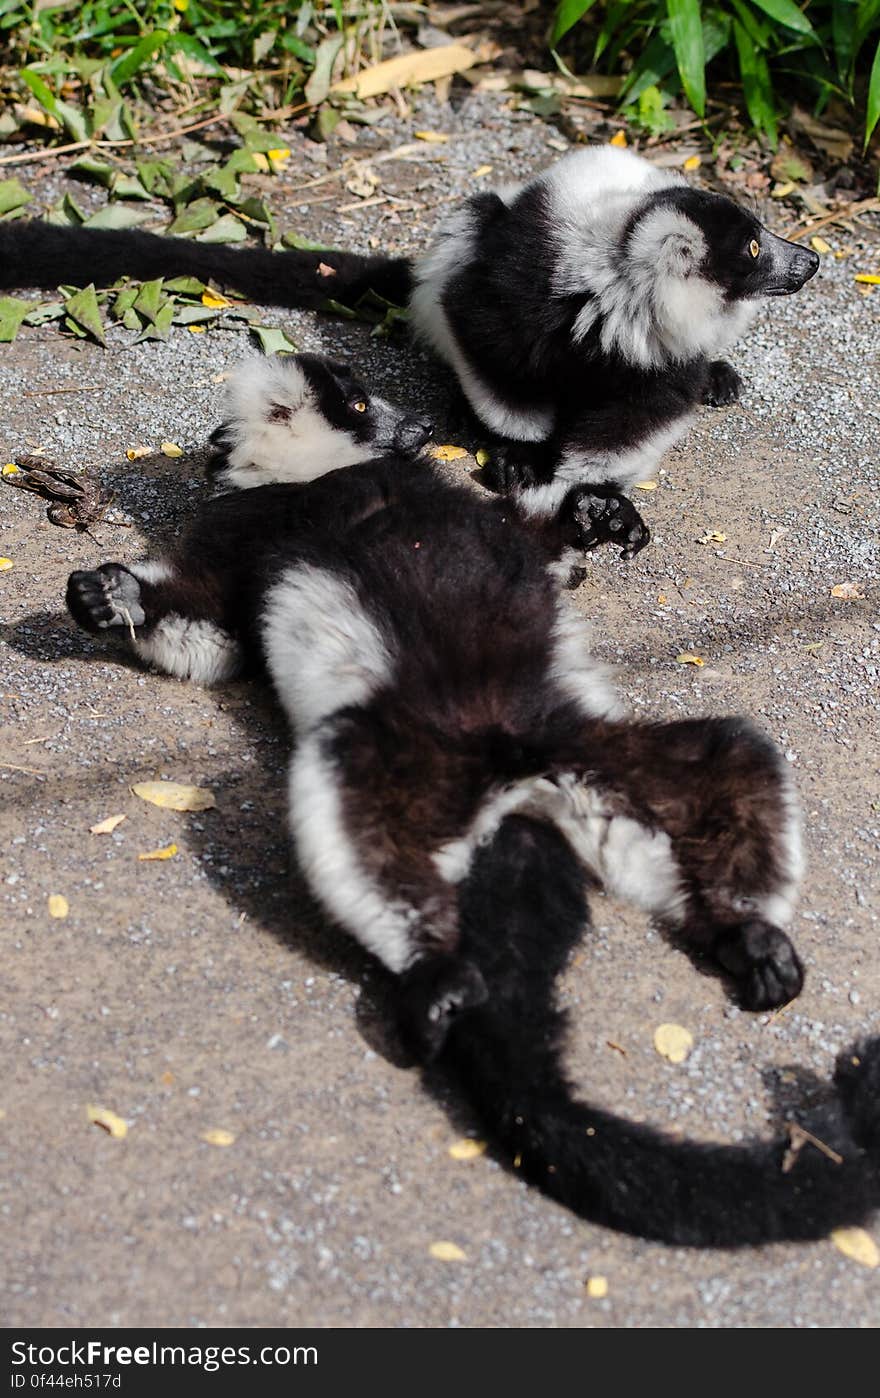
0,113,232,168
0,762,46,777
21,386,104,397
784,197,880,241
781,1121,844,1173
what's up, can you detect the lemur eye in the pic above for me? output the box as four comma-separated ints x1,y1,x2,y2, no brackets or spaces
749,239,760,259
353,400,368,413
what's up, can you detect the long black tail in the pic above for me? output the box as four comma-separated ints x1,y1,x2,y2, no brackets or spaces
0,220,413,310
445,815,880,1247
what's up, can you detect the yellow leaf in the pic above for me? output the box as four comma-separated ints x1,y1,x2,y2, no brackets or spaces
854,273,880,285
657,593,668,605
187,325,206,334
675,653,704,667
448,1138,487,1161
0,558,13,571
698,530,727,544
267,147,291,168
429,1241,467,1261
432,444,469,462
86,1103,128,1139
202,1128,236,1147
683,154,701,171
610,130,627,147
654,1023,694,1064
173,0,189,10
472,164,493,178
125,445,152,461
830,582,864,600
47,894,69,919
201,290,231,308
160,441,184,458
138,843,178,862
331,44,477,99
634,480,657,491
831,1227,879,1268
251,152,269,173
585,1275,608,1298
771,181,795,199
414,131,449,143
810,235,832,254
131,781,215,812
89,813,126,835
2,462,20,476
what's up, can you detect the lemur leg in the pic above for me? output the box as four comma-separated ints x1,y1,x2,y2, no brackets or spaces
703,359,743,406
66,560,242,683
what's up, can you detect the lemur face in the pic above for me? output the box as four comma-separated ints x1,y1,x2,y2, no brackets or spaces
206,354,433,491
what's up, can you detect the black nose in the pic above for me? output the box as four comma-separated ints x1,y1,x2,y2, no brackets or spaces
395,418,433,451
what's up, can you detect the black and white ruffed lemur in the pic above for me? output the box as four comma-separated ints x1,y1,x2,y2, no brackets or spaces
1,145,819,553
65,353,880,1248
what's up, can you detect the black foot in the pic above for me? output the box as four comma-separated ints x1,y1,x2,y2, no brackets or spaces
480,444,539,495
835,1037,880,1156
66,563,144,635
703,360,743,407
396,955,488,1062
573,488,650,560
715,919,804,1010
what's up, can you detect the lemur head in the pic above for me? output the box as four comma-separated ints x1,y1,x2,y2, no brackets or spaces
206,353,433,491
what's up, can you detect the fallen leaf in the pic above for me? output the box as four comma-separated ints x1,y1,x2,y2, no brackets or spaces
657,593,668,605
0,557,12,571
201,290,232,309
854,274,880,285
47,894,69,919
90,813,126,835
251,152,269,173
202,1128,236,1146
654,1023,694,1063
131,781,215,812
472,164,493,178
767,527,788,551
2,462,20,476
830,582,864,599
675,654,705,667
683,154,701,171
414,131,449,143
831,1227,879,1268
634,480,657,491
771,181,795,199
86,1103,128,1139
810,235,832,255
610,130,627,147
429,1241,467,1261
160,442,184,458
331,44,477,100
432,444,469,461
125,445,152,461
448,1138,487,1161
267,147,291,169
160,1071,174,1086
344,168,379,200
138,843,178,862
585,1275,608,1298
187,325,206,334
698,530,727,544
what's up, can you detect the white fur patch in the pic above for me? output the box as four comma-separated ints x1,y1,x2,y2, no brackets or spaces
548,602,623,720
516,415,689,519
261,564,393,734
758,772,804,927
134,616,242,684
129,558,174,586
214,356,375,490
288,734,417,973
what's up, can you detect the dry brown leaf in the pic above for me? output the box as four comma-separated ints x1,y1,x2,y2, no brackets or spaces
47,893,69,919
771,181,795,199
160,442,184,458
810,235,832,255
657,594,668,605
414,130,449,143
448,1138,487,1161
472,164,493,178
138,843,178,862
131,781,215,812
331,44,477,100
830,582,865,600
89,813,126,835
432,444,469,462
831,1227,879,1268
429,1241,467,1261
86,1103,128,1138
653,1023,694,1063
585,1275,608,1298
344,168,379,200
698,530,727,544
675,653,705,667
202,1128,236,1147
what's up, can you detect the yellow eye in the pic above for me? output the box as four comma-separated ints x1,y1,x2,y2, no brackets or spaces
353,401,367,413
749,239,760,258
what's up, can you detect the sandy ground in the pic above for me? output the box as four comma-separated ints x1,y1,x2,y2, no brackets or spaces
1,94,879,1329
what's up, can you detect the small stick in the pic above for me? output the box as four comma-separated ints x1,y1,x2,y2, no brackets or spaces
781,1121,844,1173
21,386,104,397
0,762,46,777
784,197,880,241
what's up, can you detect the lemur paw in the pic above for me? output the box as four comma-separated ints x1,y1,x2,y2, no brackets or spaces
704,360,743,407
396,955,488,1062
574,489,651,560
715,919,804,1010
66,564,145,635
480,446,537,494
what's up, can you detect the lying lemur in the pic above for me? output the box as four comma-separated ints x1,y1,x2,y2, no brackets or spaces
2,146,819,538
65,354,880,1247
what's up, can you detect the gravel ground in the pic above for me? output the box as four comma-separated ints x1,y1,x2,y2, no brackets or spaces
1,92,879,1329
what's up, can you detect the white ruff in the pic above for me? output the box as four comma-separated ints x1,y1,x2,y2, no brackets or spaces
134,616,242,683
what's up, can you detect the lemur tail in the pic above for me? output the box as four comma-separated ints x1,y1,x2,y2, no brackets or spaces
0,221,413,310
443,815,880,1247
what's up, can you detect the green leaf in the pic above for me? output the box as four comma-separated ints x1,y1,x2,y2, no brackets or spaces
250,324,297,355
733,18,778,146
166,198,221,236
23,301,65,327
201,163,241,202
82,204,150,230
550,0,599,48
619,33,677,105
45,192,87,227
136,159,174,197
303,33,344,108
134,301,175,342
70,157,115,188
111,174,152,201
281,231,337,252
666,0,706,117
163,276,207,296
866,36,880,148
195,213,247,243
63,284,106,346
748,0,817,38
110,30,170,87
0,295,37,343
133,278,166,324
0,178,31,217
110,285,139,320
171,304,220,325
19,68,89,141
